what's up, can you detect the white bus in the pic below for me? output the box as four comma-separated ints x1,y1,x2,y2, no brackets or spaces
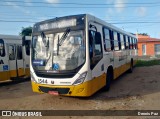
31,14,138,97
0,35,31,83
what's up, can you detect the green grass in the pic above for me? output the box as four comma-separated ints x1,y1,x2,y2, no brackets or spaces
136,60,160,67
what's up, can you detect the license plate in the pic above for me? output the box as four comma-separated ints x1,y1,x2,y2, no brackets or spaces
48,91,59,95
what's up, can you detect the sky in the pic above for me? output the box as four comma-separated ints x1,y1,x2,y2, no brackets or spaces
0,0,160,38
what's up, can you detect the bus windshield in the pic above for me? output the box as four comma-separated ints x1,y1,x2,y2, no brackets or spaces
32,30,85,71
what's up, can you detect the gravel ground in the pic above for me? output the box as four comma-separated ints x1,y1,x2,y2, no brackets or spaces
0,65,160,119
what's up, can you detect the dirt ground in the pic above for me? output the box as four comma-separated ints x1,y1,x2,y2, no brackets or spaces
0,65,160,119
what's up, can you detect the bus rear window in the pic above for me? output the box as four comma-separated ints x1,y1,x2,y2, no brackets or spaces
0,39,5,57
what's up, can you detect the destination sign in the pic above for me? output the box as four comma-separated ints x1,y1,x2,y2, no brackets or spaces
38,19,77,31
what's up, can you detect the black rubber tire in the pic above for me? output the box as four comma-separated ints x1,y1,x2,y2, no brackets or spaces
104,70,112,91
128,61,133,73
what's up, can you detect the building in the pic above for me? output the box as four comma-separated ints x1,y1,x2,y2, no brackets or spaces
137,35,160,57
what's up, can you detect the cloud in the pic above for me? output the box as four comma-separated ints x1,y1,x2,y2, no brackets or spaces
5,1,31,15
114,0,127,13
135,7,147,17
157,12,160,17
45,0,59,4
25,0,32,6
5,2,19,9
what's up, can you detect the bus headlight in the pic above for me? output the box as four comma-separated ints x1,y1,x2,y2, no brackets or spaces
73,72,87,85
31,72,37,83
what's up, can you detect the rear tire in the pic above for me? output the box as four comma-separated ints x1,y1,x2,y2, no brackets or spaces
128,61,133,73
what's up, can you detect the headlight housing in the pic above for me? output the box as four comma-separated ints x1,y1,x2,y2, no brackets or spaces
73,72,87,85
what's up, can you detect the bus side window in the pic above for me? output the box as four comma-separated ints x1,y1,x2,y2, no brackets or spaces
89,30,93,58
103,28,111,52
134,38,137,49
130,38,133,49
17,46,22,60
125,36,129,49
120,34,125,50
133,38,135,49
113,31,119,51
117,33,121,50
0,39,5,57
135,39,138,49
128,37,131,49
9,45,15,60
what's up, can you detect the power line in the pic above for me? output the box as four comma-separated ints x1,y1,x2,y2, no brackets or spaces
0,20,35,23
112,22,160,24
0,20,160,24
1,0,160,5
1,4,160,8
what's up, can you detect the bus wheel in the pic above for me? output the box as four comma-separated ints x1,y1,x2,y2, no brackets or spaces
104,70,113,91
128,61,133,73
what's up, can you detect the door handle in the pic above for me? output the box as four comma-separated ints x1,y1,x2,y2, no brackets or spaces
101,64,104,71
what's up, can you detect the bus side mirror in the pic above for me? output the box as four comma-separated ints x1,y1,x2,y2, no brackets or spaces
32,36,37,48
95,32,101,44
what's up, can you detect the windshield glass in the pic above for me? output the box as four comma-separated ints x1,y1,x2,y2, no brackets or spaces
32,30,85,71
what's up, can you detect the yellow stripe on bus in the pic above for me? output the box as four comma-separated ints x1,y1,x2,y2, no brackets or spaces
114,60,137,79
0,71,10,82
18,68,25,76
32,60,137,97
25,68,30,76
9,70,17,78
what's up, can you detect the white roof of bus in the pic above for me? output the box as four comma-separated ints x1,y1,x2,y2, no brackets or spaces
86,14,137,38
0,34,31,40
0,34,22,40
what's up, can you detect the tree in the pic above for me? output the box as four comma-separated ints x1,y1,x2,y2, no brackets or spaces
19,26,32,36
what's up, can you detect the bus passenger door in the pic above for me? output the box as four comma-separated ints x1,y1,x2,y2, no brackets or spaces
16,45,25,76
8,44,17,78
89,22,106,91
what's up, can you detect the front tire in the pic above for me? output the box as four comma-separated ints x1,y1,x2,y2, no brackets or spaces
104,70,113,91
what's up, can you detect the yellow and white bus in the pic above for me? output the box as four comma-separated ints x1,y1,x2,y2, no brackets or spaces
0,35,31,83
31,14,138,97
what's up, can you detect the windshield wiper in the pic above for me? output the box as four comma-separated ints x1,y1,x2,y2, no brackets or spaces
59,28,70,46
57,28,70,55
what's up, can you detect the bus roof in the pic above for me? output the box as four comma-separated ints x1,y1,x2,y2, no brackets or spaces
0,34,31,41
33,14,136,38
0,34,22,40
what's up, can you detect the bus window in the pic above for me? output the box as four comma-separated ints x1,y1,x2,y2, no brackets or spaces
0,39,5,57
125,36,129,49
130,38,133,49
89,30,102,69
120,34,125,50
17,46,22,60
128,37,131,49
133,38,135,49
113,31,119,50
134,38,136,49
9,45,15,60
135,39,138,49
103,28,111,51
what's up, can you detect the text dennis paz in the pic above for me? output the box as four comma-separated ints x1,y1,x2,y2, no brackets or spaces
138,111,159,116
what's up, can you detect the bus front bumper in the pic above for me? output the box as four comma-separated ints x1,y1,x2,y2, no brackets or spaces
31,73,106,97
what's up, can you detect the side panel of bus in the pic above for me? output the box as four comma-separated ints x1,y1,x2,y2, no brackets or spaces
88,21,106,94
23,40,30,76
0,39,10,82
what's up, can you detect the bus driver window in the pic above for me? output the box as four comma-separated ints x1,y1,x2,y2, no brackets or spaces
0,39,5,57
